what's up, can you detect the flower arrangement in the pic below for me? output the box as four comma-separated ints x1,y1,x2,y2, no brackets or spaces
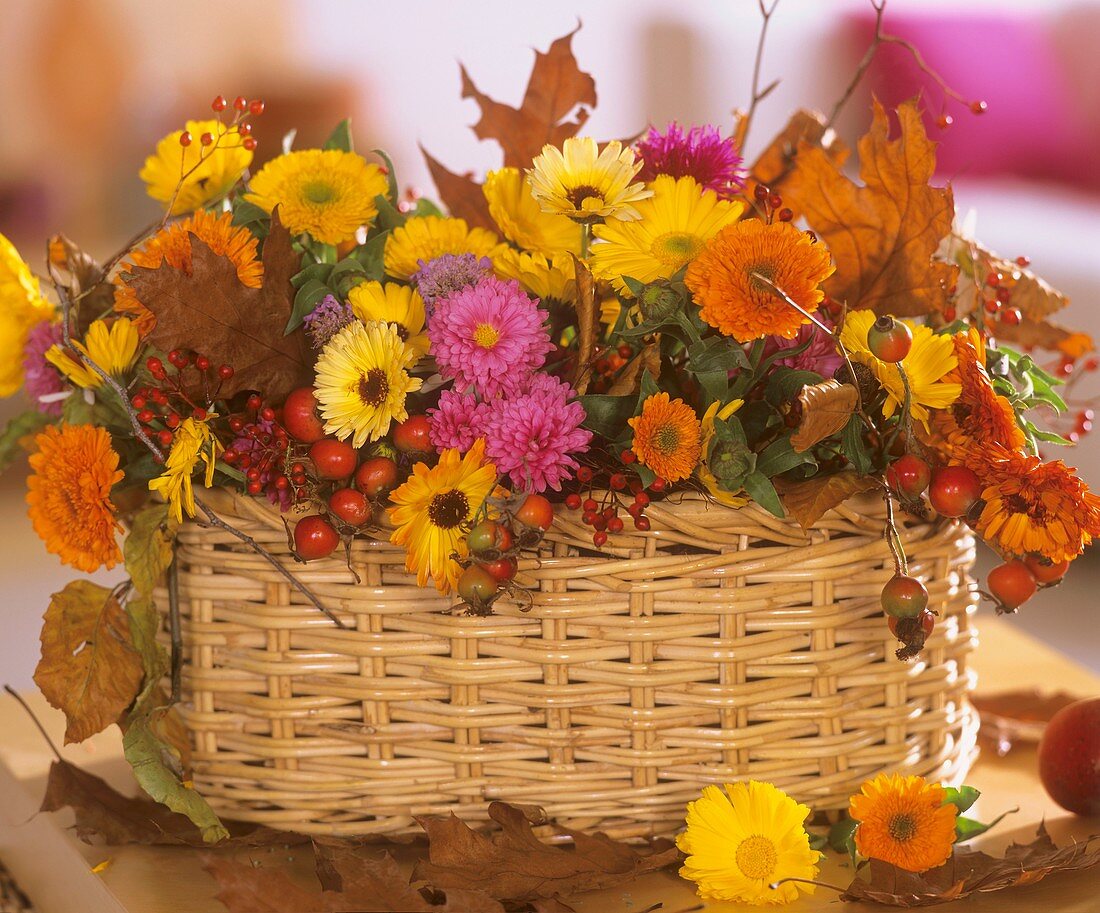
1,8,1098,854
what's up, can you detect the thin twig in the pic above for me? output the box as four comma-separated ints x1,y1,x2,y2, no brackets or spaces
882,484,908,575
4,685,63,761
770,876,848,894
167,551,183,702
825,0,887,130
738,0,782,149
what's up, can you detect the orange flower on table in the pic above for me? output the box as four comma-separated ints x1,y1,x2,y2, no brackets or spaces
26,424,124,573
684,219,835,341
629,393,702,483
114,210,262,335
849,773,957,873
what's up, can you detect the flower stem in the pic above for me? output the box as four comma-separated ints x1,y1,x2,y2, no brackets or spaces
579,222,591,260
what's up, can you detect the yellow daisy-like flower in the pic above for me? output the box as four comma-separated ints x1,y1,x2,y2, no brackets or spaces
148,417,222,524
840,310,961,427
677,781,821,905
388,439,498,594
347,281,429,356
314,320,422,448
0,232,55,397
245,149,388,245
483,167,582,256
493,247,576,304
140,119,252,216
591,175,744,293
697,399,749,507
849,773,958,873
45,318,140,389
383,215,501,281
528,137,652,224
628,393,703,483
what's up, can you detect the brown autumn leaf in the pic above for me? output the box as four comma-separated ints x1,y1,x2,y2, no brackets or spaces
123,208,313,403
784,99,957,318
33,581,144,745
202,855,332,913
420,147,496,231
745,109,850,207
775,471,878,530
972,689,1082,757
48,233,116,332
411,801,680,903
840,823,1100,906
570,254,599,395
606,341,660,396
790,380,858,452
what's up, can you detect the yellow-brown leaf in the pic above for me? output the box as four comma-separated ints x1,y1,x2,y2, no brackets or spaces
746,109,849,204
790,380,858,452
775,471,877,530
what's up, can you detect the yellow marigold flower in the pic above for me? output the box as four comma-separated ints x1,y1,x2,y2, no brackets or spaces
493,247,576,304
115,210,262,335
245,149,389,245
141,119,252,216
0,232,55,397
628,393,702,483
148,417,222,524
677,781,821,905
347,281,429,356
849,773,957,873
528,137,652,224
592,175,743,293
314,321,422,448
384,215,501,281
841,310,961,427
388,439,498,594
697,400,749,507
46,318,139,389
685,219,835,342
483,166,581,256
26,424,124,573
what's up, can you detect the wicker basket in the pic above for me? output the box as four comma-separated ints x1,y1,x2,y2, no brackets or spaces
160,487,978,839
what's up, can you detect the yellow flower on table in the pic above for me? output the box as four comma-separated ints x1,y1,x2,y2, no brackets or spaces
528,137,652,224
0,231,55,397
849,773,957,873
140,119,252,215
383,215,501,281
148,417,223,524
483,166,581,256
347,281,429,357
46,318,140,389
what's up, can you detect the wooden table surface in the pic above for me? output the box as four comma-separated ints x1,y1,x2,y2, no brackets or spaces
2,615,1098,913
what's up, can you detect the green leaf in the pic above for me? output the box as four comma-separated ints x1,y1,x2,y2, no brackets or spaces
808,832,828,851
687,335,750,374
621,276,647,298
290,261,333,289
351,230,390,281
285,279,334,335
756,437,816,478
372,148,400,206
323,119,353,152
696,369,729,403
841,413,873,476
577,394,635,438
0,410,52,474
411,197,445,219
742,470,785,517
765,368,824,407
373,193,407,232
955,807,1017,842
828,817,860,868
124,596,168,687
230,200,270,231
942,785,980,814
634,461,657,489
124,503,177,598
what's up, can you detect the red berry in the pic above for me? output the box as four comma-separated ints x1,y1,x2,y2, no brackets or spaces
593,531,609,547
608,516,624,533
195,355,211,371
233,95,248,111
294,515,340,560
260,406,276,423
1001,308,1022,326
754,184,769,203
880,574,929,618
515,494,554,530
634,492,650,508
218,364,234,379
768,192,782,209
166,412,180,429
131,394,147,410
582,511,596,526
988,560,1037,610
354,456,398,498
178,130,192,147
228,416,244,433
1016,256,1031,268
238,122,253,137
929,466,983,518
565,493,582,510
634,517,651,531
935,114,954,130
577,466,594,483
393,415,432,453
223,448,238,463
481,556,517,583
157,430,174,447
200,132,214,146
888,608,935,638
247,480,263,495
970,100,988,115
328,488,372,527
282,387,326,443
609,473,626,490
467,520,513,556
137,409,155,424
457,564,499,605
866,315,913,363
211,95,227,112
592,515,607,532
242,136,257,151
620,449,636,465
246,394,263,411
582,498,598,513
778,207,793,222
248,99,265,115
1024,556,1069,585
309,439,357,480
649,477,667,493
887,454,932,499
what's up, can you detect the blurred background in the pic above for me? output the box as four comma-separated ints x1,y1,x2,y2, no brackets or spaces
1,0,1097,687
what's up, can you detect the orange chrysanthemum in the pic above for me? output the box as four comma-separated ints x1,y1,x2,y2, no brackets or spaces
114,210,262,334
628,393,702,482
26,424,124,573
684,218,835,341
964,443,1100,564
849,773,957,873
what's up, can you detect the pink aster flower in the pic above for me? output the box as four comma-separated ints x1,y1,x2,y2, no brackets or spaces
636,122,745,198
428,276,553,398
412,253,494,313
762,318,844,377
484,374,592,493
22,319,68,416
427,388,491,453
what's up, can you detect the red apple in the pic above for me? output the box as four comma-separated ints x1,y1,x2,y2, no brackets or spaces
1038,697,1100,816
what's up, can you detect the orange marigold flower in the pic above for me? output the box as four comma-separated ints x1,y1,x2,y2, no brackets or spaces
114,210,262,334
684,218,835,341
628,393,702,482
849,773,957,873
26,424,124,573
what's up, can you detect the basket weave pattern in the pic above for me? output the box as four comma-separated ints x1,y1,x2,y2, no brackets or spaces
163,488,978,838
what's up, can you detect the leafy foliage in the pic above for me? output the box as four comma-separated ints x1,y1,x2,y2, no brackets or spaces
0,410,53,475
123,502,177,597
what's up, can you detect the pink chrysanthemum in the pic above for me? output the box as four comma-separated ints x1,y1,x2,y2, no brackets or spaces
428,276,553,398
762,318,844,377
22,320,68,416
484,374,592,493
636,122,745,198
428,388,491,453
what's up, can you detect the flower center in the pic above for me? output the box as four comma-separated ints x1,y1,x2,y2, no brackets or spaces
888,813,918,843
747,262,777,293
473,322,501,349
651,231,704,269
357,368,389,407
566,184,604,209
735,835,778,880
653,424,681,455
427,489,470,529
303,181,336,204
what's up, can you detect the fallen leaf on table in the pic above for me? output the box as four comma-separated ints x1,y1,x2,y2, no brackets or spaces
972,689,1082,756
202,855,332,913
790,380,859,452
775,471,878,529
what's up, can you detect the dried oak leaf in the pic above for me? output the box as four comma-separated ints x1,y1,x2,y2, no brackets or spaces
48,233,117,332
124,208,313,403
606,341,660,396
840,823,1100,906
33,580,144,744
745,109,849,208
784,99,957,318
570,254,599,394
790,380,858,452
411,801,680,903
775,471,878,530
972,689,1082,757
420,147,495,231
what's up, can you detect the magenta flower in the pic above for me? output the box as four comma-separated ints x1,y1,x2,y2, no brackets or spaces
22,320,67,416
484,374,592,493
427,388,491,453
303,295,353,349
428,276,553,398
412,253,493,312
636,122,745,198
763,319,844,377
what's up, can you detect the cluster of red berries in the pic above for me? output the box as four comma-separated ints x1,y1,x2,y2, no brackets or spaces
589,344,636,394
178,94,264,153
563,455,663,548
223,394,295,503
753,184,794,224
139,351,233,452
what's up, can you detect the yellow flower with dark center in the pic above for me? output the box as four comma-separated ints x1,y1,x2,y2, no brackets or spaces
383,215,501,281
388,439,498,594
849,773,957,873
628,393,702,483
0,231,55,397
528,137,652,224
46,318,140,389
141,119,252,215
493,247,576,304
677,780,821,905
148,417,222,524
347,281,429,356
27,424,124,573
697,399,749,507
483,167,581,256
314,320,422,447
840,310,960,427
246,149,388,245
592,175,743,293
